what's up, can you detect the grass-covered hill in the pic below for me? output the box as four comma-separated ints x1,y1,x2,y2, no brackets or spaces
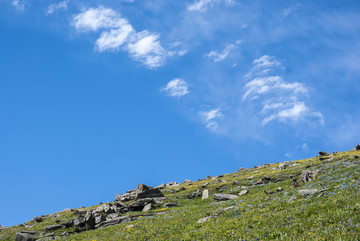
1,147,360,240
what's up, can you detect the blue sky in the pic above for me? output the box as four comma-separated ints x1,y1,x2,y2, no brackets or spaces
0,0,359,226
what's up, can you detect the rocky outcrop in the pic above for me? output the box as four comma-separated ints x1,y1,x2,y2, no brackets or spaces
15,231,42,241
355,144,360,150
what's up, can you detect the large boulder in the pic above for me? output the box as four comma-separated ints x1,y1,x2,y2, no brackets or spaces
15,231,42,241
128,198,155,211
202,189,210,200
73,217,85,227
135,184,164,199
213,193,238,201
45,224,63,231
84,212,96,230
355,144,360,150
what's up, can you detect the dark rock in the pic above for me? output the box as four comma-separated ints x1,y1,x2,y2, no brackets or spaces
164,202,177,208
355,144,360,150
354,155,360,159
73,217,85,227
84,212,96,230
319,151,328,156
232,180,240,185
45,224,63,231
128,198,154,211
135,184,164,199
213,193,238,201
55,219,61,223
179,187,186,191
62,231,71,237
187,189,202,199
63,220,73,228
72,209,88,216
34,216,43,223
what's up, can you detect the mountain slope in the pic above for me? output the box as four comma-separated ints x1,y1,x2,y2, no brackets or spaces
1,148,360,240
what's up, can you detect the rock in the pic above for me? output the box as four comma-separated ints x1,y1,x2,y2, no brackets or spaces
45,224,63,231
201,182,209,188
179,187,186,191
223,206,237,212
142,203,153,212
15,231,42,241
95,216,130,229
61,231,71,237
356,144,360,150
238,190,248,196
106,213,120,221
128,198,155,211
0,225,8,230
125,224,134,229
247,176,254,180
166,182,179,188
197,216,216,224
276,187,283,192
354,155,360,159
84,212,96,230
232,181,240,185
213,193,238,201
255,163,270,169
319,151,328,156
73,217,85,227
254,179,264,185
94,215,106,224
298,189,319,196
115,193,121,201
279,161,292,170
34,216,43,223
202,189,210,200
72,209,88,216
63,220,73,228
184,179,192,183
300,170,321,184
164,202,177,208
238,168,245,172
135,184,164,199
155,183,166,189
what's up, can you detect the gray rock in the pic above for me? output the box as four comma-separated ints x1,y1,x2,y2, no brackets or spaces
84,212,96,230
95,215,106,224
95,216,130,229
166,181,179,188
202,189,210,200
298,189,319,196
213,193,238,201
276,187,283,192
184,179,192,183
238,168,246,172
106,213,120,221
238,190,249,196
73,217,85,227
128,198,155,211
356,144,360,150
232,181,240,185
15,231,41,241
115,193,121,201
300,170,321,183
45,224,63,231
155,183,166,189
255,163,270,169
63,220,73,228
142,203,153,212
247,176,254,180
197,216,216,224
0,225,8,230
201,182,209,188
135,184,164,199
164,202,177,208
223,206,237,212
72,209,88,215
188,189,202,199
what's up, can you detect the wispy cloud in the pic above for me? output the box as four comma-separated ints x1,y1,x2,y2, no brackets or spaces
72,6,169,68
46,0,68,15
12,0,25,11
200,108,224,132
161,78,190,98
188,0,233,12
243,55,323,126
207,41,242,63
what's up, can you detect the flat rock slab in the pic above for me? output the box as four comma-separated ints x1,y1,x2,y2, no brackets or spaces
45,224,63,231
298,189,319,196
238,190,249,196
213,193,238,201
197,216,217,224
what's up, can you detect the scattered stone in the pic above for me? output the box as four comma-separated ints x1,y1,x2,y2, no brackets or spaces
279,161,293,170
298,189,319,196
201,182,209,188
15,231,42,241
125,224,134,229
202,189,210,200
276,187,283,192
355,144,360,150
95,216,131,229
213,193,238,201
142,203,153,212
223,206,237,212
197,216,216,224
184,179,192,183
34,217,44,223
247,176,254,180
166,182,179,188
179,187,186,191
288,195,297,202
255,163,271,169
164,202,177,208
61,231,71,237
354,155,360,159
271,167,277,171
300,170,321,184
188,189,202,199
264,190,275,195
232,180,240,185
0,225,8,230
55,219,61,223
45,224,63,231
238,190,249,196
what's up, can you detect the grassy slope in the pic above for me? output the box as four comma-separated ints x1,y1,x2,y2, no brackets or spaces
1,149,360,240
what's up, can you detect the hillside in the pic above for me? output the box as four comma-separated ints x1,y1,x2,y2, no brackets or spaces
1,147,360,240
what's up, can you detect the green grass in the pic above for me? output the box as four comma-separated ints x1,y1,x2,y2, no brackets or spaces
1,150,360,240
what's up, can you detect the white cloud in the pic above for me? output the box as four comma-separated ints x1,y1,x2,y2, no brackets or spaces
127,31,167,68
161,78,190,98
245,55,282,78
95,23,134,51
47,0,68,15
72,6,125,32
12,0,25,11
72,6,169,68
207,44,234,62
200,108,224,132
188,0,234,12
